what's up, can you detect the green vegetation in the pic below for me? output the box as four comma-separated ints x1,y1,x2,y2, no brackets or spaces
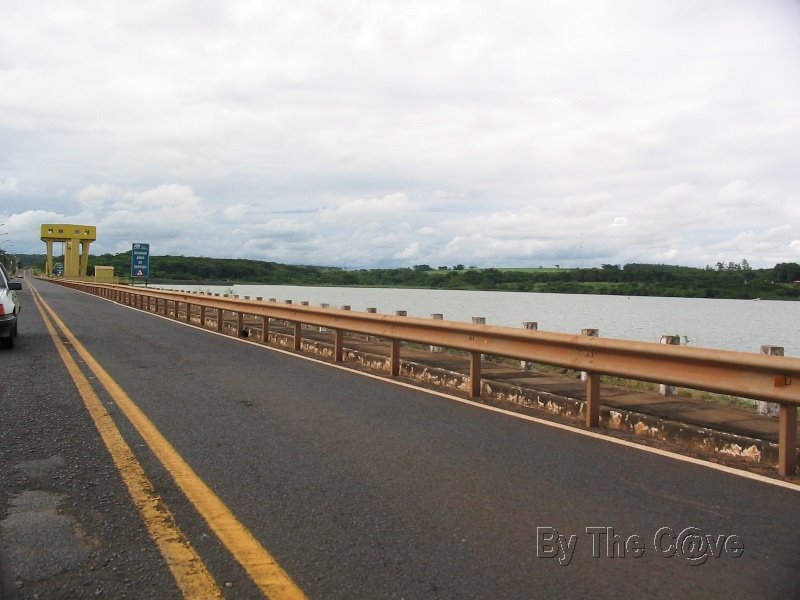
22,251,800,300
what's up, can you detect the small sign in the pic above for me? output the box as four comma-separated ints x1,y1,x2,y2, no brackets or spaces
131,243,150,278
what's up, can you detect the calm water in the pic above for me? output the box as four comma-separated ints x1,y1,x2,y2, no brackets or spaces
156,284,800,357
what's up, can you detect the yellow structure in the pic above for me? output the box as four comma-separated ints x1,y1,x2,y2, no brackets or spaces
94,265,115,282
40,224,96,277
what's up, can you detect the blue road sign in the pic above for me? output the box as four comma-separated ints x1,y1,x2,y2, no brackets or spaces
131,243,150,278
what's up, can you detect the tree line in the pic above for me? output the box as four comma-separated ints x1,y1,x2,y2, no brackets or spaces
19,251,800,300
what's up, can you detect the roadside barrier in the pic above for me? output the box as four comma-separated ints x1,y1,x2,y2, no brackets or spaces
46,279,800,477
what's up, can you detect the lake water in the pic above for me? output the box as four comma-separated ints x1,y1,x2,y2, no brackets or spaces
155,284,800,357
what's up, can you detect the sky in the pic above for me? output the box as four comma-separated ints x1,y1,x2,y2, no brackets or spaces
1,0,799,269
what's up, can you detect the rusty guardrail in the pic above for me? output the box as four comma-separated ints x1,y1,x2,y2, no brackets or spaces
46,279,800,477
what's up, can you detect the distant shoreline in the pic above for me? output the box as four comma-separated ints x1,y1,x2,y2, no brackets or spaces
19,252,800,302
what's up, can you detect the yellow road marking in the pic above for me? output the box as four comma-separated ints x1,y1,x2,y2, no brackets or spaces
31,282,309,600
30,284,223,599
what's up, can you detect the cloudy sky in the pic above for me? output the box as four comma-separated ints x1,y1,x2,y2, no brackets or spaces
1,0,799,268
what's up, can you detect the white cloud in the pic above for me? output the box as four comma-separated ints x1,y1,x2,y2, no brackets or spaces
320,194,415,220
656,249,678,261
223,203,247,220
76,184,121,210
3,210,64,233
1,0,799,269
394,242,422,260
609,217,629,229
0,177,19,193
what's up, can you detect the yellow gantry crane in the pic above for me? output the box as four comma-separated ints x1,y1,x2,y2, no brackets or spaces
40,224,96,277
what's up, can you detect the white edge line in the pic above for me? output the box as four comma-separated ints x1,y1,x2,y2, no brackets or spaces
76,286,800,492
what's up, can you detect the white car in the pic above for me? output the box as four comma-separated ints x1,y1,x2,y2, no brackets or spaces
0,263,21,349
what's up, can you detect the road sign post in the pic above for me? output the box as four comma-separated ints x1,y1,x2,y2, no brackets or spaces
131,243,150,283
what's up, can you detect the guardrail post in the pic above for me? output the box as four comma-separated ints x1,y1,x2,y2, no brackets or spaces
318,304,331,332
659,335,681,395
200,305,207,328
334,329,344,363
237,311,244,335
366,308,378,340
581,328,600,427
430,314,443,352
391,311,406,376
585,372,601,428
216,308,223,332
186,302,193,323
293,321,302,351
470,352,482,398
778,404,798,477
580,329,599,382
390,339,401,376
261,316,270,344
521,322,538,370
281,301,292,328
472,317,486,362
756,346,783,417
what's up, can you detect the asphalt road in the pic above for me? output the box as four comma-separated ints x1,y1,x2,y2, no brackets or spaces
1,279,799,599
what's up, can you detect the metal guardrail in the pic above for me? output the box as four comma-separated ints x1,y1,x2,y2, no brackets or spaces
47,279,800,477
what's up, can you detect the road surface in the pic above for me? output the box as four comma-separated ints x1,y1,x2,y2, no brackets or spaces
1,278,798,599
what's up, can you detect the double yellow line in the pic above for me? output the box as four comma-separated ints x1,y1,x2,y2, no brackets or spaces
30,282,308,600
